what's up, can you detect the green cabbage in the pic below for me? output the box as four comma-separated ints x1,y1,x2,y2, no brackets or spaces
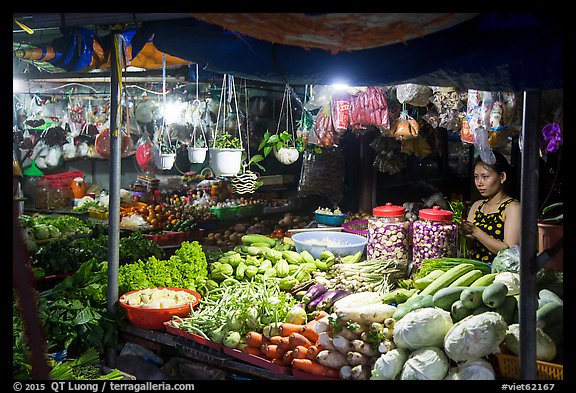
393,307,453,350
443,312,508,362
504,323,557,362
370,348,409,380
400,347,449,380
445,359,496,380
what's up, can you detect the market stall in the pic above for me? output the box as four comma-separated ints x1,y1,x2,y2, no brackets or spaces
13,13,564,382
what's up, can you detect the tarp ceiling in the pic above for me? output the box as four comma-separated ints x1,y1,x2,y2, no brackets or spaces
130,12,563,92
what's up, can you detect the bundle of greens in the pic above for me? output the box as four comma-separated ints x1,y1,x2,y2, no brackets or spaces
118,241,208,295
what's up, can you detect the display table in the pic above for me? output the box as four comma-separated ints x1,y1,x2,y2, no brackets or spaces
119,324,295,380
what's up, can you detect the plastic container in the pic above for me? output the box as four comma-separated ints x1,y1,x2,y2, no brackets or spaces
342,219,369,237
314,212,347,226
496,352,563,380
50,180,72,209
34,179,52,210
119,287,201,330
367,202,410,261
70,177,86,199
291,231,367,259
412,205,457,267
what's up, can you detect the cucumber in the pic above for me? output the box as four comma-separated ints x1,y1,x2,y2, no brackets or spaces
241,234,277,247
470,272,497,287
413,269,445,290
449,269,484,287
495,295,518,324
536,301,563,331
381,288,419,305
433,286,468,311
419,263,475,296
451,300,474,322
460,286,487,309
472,304,492,315
392,294,434,320
482,282,509,308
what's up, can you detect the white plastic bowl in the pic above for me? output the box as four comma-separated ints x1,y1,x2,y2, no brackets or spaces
291,231,367,259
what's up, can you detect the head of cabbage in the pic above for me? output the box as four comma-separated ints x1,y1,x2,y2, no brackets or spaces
370,348,409,380
444,359,496,380
400,346,450,380
443,311,508,362
393,307,453,350
504,323,557,362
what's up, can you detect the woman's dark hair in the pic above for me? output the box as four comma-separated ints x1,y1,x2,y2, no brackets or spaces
474,151,513,175
474,151,517,197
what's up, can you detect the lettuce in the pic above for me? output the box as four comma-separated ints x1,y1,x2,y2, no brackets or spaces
393,307,453,350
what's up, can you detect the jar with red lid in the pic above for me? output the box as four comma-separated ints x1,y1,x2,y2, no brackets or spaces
367,202,410,261
412,205,457,267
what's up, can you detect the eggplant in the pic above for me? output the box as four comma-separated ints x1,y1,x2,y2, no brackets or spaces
315,289,350,311
301,284,327,305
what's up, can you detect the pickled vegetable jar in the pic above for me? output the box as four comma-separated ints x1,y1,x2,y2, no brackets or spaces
35,179,52,210
412,205,457,266
367,202,409,261
51,180,71,209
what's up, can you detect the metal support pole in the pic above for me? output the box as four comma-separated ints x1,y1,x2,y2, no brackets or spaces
105,31,123,368
519,90,540,380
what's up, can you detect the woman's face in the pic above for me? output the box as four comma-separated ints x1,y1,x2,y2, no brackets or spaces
474,163,504,198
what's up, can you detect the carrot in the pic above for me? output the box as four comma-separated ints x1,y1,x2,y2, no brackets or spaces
289,332,313,348
261,344,284,359
277,336,296,351
292,345,309,359
314,310,330,320
268,335,283,345
245,331,265,348
306,345,321,360
242,346,264,356
300,321,319,343
291,358,340,378
272,357,291,366
278,322,305,337
282,350,295,364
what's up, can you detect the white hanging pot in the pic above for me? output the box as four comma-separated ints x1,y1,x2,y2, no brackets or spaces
273,147,300,165
155,153,176,170
209,148,243,177
187,147,208,163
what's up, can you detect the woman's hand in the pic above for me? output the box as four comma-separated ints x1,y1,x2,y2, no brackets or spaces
459,221,476,237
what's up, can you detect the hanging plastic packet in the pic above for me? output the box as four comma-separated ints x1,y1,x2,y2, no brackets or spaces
330,90,351,134
349,86,390,131
135,133,159,174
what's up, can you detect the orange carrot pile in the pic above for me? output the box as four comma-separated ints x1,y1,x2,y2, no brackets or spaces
242,314,340,379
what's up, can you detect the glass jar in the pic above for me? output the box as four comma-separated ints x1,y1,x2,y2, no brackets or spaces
50,180,72,209
367,202,410,261
35,179,52,210
412,205,458,267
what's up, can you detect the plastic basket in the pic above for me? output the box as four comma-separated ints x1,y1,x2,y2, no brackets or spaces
236,204,264,219
210,206,239,220
342,219,369,236
496,353,563,380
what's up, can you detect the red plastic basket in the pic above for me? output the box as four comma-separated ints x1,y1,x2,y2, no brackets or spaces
119,287,201,330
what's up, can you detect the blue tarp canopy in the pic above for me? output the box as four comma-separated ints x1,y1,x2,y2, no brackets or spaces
130,13,563,91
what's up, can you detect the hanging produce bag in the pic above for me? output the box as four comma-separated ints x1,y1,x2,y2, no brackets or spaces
312,103,339,147
348,86,390,131
389,109,420,140
396,83,433,107
298,147,345,203
94,123,133,159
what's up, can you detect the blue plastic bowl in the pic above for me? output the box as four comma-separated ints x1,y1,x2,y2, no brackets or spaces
291,231,367,259
314,212,347,226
